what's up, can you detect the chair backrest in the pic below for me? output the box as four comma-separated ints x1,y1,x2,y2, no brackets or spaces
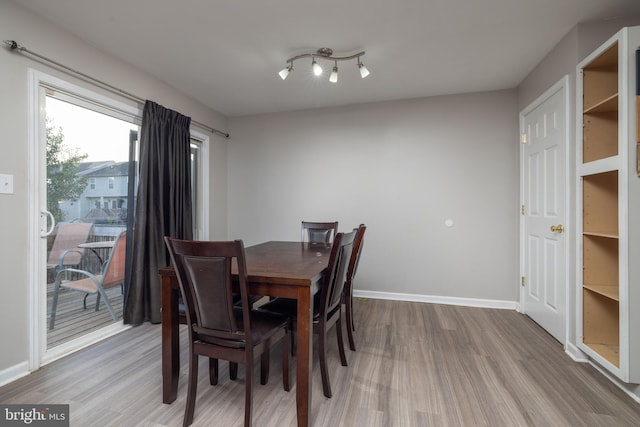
319,229,357,317
102,231,127,289
165,238,252,345
346,224,366,287
301,221,339,244
47,222,93,267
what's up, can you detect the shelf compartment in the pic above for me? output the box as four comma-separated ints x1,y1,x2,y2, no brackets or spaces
583,110,618,162
583,234,619,288
582,171,618,236
583,284,619,301
584,94,618,115
583,288,620,367
583,42,618,112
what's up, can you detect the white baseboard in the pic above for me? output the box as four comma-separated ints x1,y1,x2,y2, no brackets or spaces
588,360,640,404
353,289,519,310
0,361,29,388
565,342,589,363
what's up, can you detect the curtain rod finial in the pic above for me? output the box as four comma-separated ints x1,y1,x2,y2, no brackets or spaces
3,40,19,50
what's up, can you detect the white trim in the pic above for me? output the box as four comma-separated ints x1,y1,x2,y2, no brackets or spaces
518,75,571,349
190,129,210,240
42,323,130,366
587,359,640,404
353,289,519,310
0,362,29,388
28,69,140,371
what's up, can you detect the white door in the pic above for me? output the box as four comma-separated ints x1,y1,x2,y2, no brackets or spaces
520,77,569,345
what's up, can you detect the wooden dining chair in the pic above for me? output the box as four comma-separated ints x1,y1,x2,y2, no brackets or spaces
301,221,339,244
258,229,356,398
344,224,366,351
165,237,290,427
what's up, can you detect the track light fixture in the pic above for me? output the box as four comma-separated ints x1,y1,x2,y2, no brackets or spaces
279,48,370,82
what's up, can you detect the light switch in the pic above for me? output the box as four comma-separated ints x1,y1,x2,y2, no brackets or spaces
0,174,14,194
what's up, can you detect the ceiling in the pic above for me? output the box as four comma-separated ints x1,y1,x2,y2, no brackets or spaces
10,0,640,117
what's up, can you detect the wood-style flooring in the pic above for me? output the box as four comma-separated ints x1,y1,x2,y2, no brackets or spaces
2,299,639,426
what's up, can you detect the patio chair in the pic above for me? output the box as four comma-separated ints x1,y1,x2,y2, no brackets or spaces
49,230,126,329
46,222,93,274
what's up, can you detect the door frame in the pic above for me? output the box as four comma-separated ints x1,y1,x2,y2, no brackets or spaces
27,69,141,369
518,75,571,348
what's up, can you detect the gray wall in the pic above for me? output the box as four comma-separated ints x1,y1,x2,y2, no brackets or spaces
0,0,228,375
228,90,520,302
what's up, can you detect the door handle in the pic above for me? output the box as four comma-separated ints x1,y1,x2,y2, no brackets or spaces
41,210,55,237
550,224,564,233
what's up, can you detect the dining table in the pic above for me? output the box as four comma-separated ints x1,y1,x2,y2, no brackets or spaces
159,240,333,427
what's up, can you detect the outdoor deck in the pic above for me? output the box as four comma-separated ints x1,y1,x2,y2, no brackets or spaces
47,281,124,348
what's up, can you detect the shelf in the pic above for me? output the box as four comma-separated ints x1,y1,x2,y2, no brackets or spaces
583,110,618,162
582,171,618,236
582,42,618,112
583,343,620,367
583,231,618,239
582,287,620,367
584,93,618,114
583,284,619,301
583,234,619,287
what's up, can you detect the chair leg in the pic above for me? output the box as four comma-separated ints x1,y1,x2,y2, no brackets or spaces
229,362,238,380
336,315,348,367
244,353,253,427
260,351,270,385
49,279,62,330
183,352,198,427
96,288,117,321
209,358,218,385
318,326,332,398
346,296,356,351
282,331,290,392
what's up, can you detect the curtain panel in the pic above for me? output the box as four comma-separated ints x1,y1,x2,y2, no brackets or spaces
124,100,193,324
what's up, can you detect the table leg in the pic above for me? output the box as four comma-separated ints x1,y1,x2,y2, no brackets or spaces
161,273,180,404
296,287,313,427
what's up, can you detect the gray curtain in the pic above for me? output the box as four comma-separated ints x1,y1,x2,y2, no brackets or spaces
124,100,193,324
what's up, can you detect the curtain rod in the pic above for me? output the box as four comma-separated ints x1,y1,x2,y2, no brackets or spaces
3,39,229,138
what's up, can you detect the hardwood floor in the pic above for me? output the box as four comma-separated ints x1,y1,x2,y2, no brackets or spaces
2,299,640,426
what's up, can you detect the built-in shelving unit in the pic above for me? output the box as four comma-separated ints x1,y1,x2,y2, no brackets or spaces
577,26,640,383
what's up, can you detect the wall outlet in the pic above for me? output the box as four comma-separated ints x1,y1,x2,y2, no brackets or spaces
0,174,14,194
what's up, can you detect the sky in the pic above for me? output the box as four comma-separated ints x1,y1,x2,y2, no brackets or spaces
45,97,137,163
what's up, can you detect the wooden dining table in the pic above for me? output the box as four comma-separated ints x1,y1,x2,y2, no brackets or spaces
159,240,333,427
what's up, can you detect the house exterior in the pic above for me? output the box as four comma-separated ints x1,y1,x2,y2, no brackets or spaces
59,161,130,226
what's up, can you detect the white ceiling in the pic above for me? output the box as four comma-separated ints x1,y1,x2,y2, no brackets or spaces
10,0,640,117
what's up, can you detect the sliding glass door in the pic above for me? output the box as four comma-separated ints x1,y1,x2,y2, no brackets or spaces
44,93,138,349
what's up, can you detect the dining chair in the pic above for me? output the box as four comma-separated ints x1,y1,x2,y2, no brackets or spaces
258,229,356,398
49,230,126,329
164,237,290,427
344,224,366,351
301,221,339,244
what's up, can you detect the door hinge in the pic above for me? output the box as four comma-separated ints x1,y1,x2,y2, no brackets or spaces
520,133,527,144
521,276,526,287
521,204,526,215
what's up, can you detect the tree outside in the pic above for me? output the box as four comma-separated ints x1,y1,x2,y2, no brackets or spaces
46,117,88,223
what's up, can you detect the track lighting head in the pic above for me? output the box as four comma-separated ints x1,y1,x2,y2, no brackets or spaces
279,48,370,83
278,64,292,80
357,57,370,78
329,62,338,83
311,58,323,76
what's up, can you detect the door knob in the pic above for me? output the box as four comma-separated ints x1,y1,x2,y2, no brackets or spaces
550,224,564,233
